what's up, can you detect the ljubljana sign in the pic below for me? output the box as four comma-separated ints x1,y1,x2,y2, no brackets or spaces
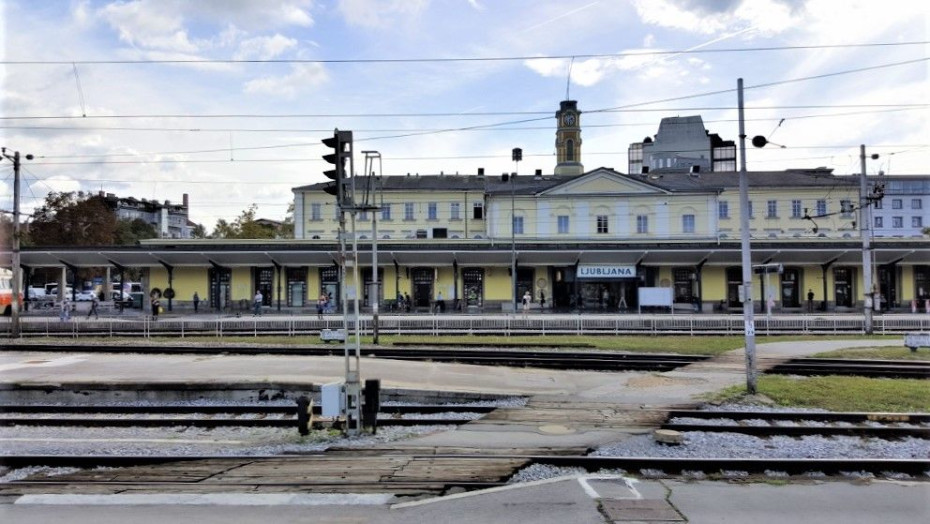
577,265,637,279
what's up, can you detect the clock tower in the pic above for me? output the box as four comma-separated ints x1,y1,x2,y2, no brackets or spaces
555,100,583,176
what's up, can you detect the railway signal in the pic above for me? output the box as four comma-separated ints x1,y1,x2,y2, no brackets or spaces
322,130,353,207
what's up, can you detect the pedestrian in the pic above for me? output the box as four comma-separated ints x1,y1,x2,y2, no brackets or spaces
87,294,99,320
539,290,546,310
436,291,444,313
253,289,263,316
317,293,327,319
522,290,531,315
404,292,411,313
807,289,814,313
151,296,160,320
193,291,200,313
59,297,71,321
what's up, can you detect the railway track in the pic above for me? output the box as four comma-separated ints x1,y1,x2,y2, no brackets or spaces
0,403,491,429
1,454,927,485
768,358,930,379
0,343,708,372
662,409,930,439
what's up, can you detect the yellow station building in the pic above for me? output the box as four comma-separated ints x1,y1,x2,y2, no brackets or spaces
15,101,930,314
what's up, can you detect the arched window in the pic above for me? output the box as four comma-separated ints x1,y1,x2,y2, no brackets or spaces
565,139,575,162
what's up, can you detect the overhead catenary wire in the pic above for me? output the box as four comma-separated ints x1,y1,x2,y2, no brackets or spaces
2,40,925,65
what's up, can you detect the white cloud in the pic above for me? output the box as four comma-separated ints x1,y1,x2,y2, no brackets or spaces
631,0,799,35
523,57,569,78
234,34,298,60
338,0,430,28
98,1,198,53
243,63,328,98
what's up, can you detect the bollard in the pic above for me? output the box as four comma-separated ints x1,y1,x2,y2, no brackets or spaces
362,379,381,434
296,396,311,436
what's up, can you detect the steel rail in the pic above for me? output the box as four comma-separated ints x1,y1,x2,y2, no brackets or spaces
660,423,930,439
2,454,927,477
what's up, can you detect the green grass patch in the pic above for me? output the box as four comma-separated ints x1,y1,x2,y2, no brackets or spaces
711,375,930,412
811,346,930,361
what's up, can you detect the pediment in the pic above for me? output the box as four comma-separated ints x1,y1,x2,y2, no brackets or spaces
541,168,667,196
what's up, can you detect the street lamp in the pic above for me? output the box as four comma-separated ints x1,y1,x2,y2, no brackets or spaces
1,148,33,338
511,148,522,313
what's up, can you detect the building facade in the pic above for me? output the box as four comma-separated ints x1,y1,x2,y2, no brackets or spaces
628,115,736,175
13,103,930,315
102,192,193,239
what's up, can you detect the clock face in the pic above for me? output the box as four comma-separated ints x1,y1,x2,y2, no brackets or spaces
563,113,576,126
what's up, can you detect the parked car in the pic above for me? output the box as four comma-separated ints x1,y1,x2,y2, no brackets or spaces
27,287,47,301
75,290,97,301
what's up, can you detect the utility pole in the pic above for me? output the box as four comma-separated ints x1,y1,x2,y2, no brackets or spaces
511,148,522,313
860,145,875,334
2,149,31,338
737,79,757,394
362,151,383,344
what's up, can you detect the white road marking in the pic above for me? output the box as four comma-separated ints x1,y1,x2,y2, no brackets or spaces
15,493,394,506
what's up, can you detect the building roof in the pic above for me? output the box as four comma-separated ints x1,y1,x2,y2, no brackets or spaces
293,167,861,197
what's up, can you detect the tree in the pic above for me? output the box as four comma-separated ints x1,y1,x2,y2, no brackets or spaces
280,201,295,238
210,204,277,239
114,218,158,245
27,192,117,246
190,223,208,239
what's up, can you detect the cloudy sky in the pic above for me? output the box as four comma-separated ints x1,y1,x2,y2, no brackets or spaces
1,0,927,229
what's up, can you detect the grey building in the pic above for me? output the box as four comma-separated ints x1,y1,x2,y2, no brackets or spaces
102,192,193,239
869,175,930,238
628,115,736,174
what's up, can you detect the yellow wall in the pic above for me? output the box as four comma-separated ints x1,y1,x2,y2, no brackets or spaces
484,268,511,301
298,188,487,241
718,187,859,240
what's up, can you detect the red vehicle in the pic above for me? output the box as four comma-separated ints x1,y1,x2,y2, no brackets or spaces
1,269,24,316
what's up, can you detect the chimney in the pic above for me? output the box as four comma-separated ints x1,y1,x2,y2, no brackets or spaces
641,166,649,176
477,167,485,176
534,169,543,181
183,193,189,208
502,173,509,182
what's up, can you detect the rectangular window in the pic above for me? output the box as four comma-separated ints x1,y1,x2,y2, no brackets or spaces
718,201,729,219
404,202,415,221
359,211,369,221
636,215,648,234
513,216,524,235
912,198,922,209
791,200,802,218
381,204,391,221
682,214,695,233
427,202,438,220
913,216,923,228
557,215,569,234
816,199,827,216
874,216,883,228
311,203,322,221
892,199,902,209
893,216,903,228
450,202,460,220
473,202,484,220
840,199,853,217
596,215,609,234
874,199,882,209
766,200,777,218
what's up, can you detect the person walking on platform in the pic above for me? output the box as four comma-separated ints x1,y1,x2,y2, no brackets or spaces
522,290,532,316
87,294,99,320
253,290,263,316
193,291,200,313
317,293,327,319
59,297,71,321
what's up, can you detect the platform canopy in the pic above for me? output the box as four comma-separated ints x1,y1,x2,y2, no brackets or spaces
8,238,929,269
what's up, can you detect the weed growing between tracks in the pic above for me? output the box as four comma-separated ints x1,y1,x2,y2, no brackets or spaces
710,375,930,412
